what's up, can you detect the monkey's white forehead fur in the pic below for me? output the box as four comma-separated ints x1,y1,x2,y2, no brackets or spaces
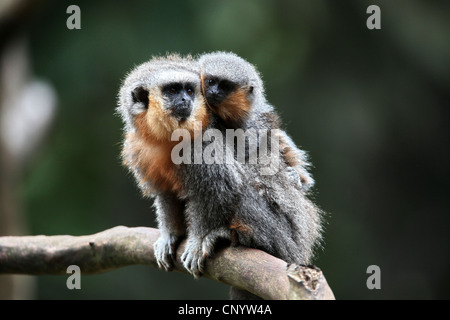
123,63,200,91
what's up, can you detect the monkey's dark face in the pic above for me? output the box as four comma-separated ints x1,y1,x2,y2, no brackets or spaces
203,77,237,108
201,75,253,127
161,82,196,122
131,82,196,122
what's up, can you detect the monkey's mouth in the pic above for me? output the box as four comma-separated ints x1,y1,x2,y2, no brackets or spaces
205,94,223,109
204,100,216,111
171,104,192,122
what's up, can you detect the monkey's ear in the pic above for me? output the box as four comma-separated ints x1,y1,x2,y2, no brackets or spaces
132,87,149,108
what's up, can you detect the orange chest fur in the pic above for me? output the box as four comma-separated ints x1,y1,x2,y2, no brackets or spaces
123,132,182,195
123,98,209,196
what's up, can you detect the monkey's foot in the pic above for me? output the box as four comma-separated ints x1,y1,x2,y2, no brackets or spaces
180,238,213,278
153,233,181,272
181,230,230,278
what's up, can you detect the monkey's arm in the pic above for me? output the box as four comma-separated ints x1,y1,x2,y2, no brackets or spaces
179,156,244,277
153,192,186,271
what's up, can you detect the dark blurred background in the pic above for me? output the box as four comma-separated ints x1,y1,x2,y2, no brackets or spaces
0,0,448,299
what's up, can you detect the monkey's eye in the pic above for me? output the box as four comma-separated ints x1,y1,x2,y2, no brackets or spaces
218,80,235,94
207,79,216,86
162,83,182,96
186,88,194,96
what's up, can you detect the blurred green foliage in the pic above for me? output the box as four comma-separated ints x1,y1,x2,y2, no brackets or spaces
10,0,450,299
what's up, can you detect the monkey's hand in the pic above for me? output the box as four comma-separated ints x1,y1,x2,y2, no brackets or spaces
181,229,229,278
153,232,182,272
285,166,315,192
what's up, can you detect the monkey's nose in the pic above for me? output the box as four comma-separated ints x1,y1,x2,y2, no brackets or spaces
206,92,223,107
209,87,220,96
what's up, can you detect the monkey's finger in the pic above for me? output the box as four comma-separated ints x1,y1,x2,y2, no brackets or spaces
182,252,200,278
169,242,179,264
181,250,188,263
163,258,175,272
197,257,205,276
155,253,173,271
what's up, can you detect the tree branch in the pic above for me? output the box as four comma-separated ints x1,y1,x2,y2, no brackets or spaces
0,226,335,300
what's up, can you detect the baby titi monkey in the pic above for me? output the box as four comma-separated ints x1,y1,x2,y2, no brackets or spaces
198,51,315,192
195,52,322,265
195,53,324,299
